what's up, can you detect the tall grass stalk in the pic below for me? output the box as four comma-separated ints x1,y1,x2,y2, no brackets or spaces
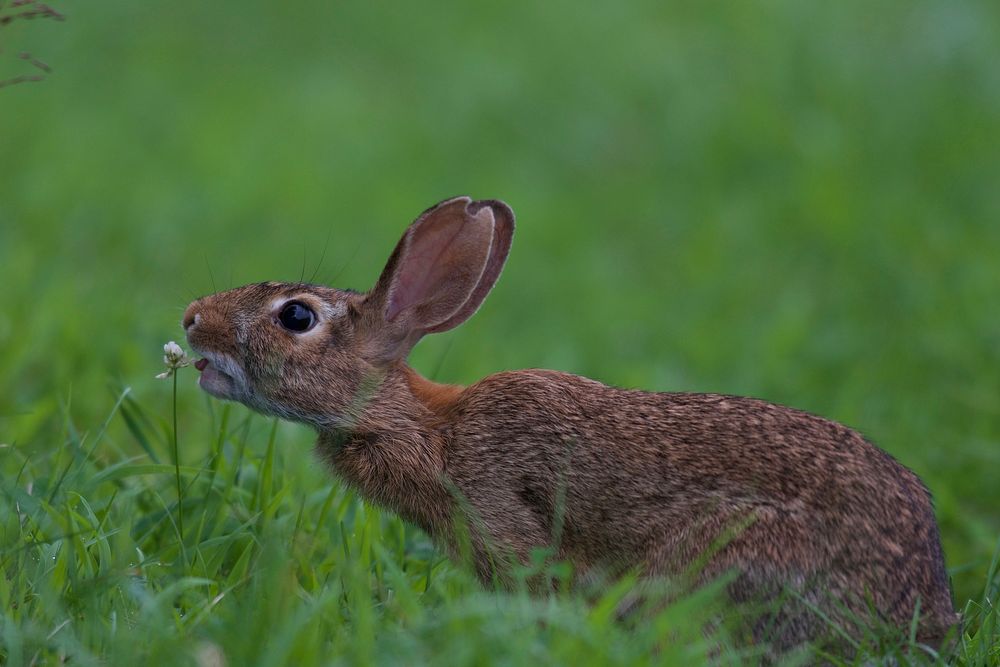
173,369,185,551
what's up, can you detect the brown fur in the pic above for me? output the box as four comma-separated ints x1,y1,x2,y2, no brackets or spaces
182,196,957,653
403,366,464,418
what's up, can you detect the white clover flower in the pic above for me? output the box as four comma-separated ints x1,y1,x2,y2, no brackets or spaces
156,340,191,379
195,641,227,667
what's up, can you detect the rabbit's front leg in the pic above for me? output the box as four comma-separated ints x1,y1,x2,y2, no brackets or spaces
448,488,551,589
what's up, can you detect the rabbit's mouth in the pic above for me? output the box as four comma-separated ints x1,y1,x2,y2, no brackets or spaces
192,352,247,401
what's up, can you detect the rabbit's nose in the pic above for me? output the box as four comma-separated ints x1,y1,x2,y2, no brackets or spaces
182,306,201,331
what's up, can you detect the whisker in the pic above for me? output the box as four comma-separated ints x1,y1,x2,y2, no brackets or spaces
325,237,364,287
204,253,217,293
308,226,335,284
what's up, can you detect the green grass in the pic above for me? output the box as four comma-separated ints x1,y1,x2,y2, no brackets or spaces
0,387,744,665
3,384,996,665
2,0,1000,663
0,383,997,665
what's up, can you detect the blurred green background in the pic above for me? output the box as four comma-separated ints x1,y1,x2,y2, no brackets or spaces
3,0,999,607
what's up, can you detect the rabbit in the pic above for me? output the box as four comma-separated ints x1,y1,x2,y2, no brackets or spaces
182,196,957,652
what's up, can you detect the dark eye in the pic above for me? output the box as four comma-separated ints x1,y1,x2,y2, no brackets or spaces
277,301,316,332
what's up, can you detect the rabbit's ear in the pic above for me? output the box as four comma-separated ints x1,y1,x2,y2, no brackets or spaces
422,199,514,333
363,196,514,360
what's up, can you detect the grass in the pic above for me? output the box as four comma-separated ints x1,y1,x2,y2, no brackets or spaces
1,378,998,665
2,0,1000,663
0,385,744,665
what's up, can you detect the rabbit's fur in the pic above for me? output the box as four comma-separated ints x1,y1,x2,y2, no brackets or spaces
183,196,956,651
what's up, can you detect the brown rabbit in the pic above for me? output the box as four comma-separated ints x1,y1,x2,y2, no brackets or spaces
182,196,956,652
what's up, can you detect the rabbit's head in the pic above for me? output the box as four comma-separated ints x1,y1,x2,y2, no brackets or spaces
182,197,514,428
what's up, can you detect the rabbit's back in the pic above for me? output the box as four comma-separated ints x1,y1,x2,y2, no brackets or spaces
445,369,956,646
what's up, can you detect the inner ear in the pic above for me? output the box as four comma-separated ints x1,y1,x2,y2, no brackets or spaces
423,199,514,334
385,198,494,328
361,196,513,361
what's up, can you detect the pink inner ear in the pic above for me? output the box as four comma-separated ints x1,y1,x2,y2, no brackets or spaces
386,221,472,322
423,200,514,334
385,200,494,327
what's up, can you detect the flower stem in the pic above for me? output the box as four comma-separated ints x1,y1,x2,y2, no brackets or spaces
172,371,184,544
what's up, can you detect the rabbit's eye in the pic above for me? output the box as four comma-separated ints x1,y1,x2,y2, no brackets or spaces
277,302,316,333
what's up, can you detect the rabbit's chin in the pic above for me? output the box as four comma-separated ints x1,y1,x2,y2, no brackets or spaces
198,363,237,400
